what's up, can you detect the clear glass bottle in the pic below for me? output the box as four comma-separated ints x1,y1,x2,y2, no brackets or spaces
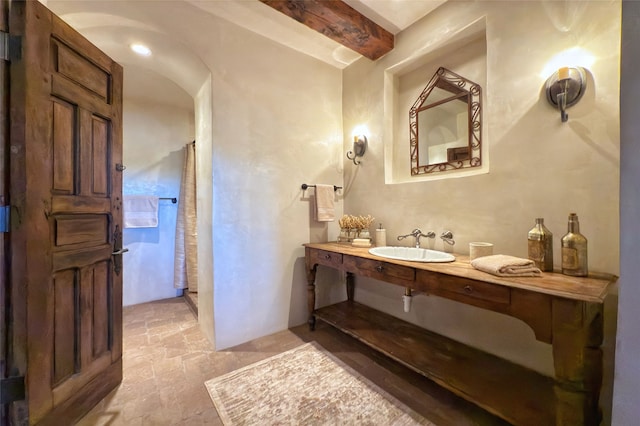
528,218,553,272
561,213,588,277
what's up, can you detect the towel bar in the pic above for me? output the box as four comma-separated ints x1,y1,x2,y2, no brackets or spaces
301,184,342,192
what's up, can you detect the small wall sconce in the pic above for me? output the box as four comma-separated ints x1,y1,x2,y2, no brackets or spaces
346,135,367,165
545,66,587,123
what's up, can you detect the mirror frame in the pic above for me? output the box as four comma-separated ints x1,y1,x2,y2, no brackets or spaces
410,67,482,175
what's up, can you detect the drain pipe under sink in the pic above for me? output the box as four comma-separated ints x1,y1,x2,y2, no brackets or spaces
402,288,412,313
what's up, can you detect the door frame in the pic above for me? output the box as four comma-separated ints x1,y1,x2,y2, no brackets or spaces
1,0,10,423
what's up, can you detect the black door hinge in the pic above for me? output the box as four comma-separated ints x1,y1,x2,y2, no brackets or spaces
0,31,21,62
0,376,25,404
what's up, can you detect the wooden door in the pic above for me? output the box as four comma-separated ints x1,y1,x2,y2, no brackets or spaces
7,1,124,424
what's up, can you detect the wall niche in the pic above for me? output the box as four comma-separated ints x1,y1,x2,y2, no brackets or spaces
383,18,488,184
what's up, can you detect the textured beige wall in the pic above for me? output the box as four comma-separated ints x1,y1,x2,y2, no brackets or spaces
189,15,345,350
195,76,215,345
343,0,620,417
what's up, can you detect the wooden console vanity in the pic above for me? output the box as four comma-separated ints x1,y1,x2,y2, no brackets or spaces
304,242,617,426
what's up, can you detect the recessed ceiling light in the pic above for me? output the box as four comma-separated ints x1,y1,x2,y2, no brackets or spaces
130,44,152,57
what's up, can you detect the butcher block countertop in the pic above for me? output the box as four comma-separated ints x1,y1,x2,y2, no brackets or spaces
304,242,617,303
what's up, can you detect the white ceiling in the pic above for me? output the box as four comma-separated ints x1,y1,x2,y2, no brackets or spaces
344,0,446,34
45,0,446,101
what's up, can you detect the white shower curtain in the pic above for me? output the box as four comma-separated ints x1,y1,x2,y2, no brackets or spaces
174,142,198,292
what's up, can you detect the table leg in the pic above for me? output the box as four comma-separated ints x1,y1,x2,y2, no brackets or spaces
306,262,318,331
552,299,603,426
346,272,355,302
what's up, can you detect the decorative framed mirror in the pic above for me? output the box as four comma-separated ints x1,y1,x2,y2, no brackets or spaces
409,67,482,175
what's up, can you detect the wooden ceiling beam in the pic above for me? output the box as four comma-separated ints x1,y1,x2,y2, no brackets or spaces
259,0,394,61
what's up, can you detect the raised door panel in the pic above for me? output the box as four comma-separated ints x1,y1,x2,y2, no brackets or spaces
91,261,110,358
54,215,108,249
53,269,78,386
55,41,110,101
52,99,75,194
90,115,109,196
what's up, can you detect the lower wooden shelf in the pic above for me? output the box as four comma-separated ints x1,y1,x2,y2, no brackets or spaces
314,301,556,426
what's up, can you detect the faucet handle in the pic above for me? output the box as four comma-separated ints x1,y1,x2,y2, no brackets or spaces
440,230,455,245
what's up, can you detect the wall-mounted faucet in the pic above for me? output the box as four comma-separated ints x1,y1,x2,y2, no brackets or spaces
440,230,455,245
397,228,435,248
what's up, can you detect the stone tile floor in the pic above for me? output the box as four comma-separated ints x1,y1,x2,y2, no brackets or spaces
77,298,222,425
77,297,506,425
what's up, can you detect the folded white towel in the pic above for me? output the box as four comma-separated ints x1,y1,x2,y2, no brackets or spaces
352,238,371,248
313,184,335,222
471,254,542,277
123,195,159,228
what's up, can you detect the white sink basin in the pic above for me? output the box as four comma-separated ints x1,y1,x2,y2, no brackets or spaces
369,246,455,263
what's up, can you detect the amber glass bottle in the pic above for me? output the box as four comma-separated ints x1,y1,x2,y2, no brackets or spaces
561,213,588,277
527,218,553,272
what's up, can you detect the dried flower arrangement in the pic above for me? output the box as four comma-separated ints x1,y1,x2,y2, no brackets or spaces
338,214,375,231
338,214,375,243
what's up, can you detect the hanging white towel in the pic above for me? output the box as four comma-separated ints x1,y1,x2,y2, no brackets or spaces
314,184,335,222
123,195,159,228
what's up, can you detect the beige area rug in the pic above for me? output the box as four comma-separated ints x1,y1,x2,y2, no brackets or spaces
205,342,434,425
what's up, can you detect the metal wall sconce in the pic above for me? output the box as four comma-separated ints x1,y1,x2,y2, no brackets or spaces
346,135,367,165
545,66,587,123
